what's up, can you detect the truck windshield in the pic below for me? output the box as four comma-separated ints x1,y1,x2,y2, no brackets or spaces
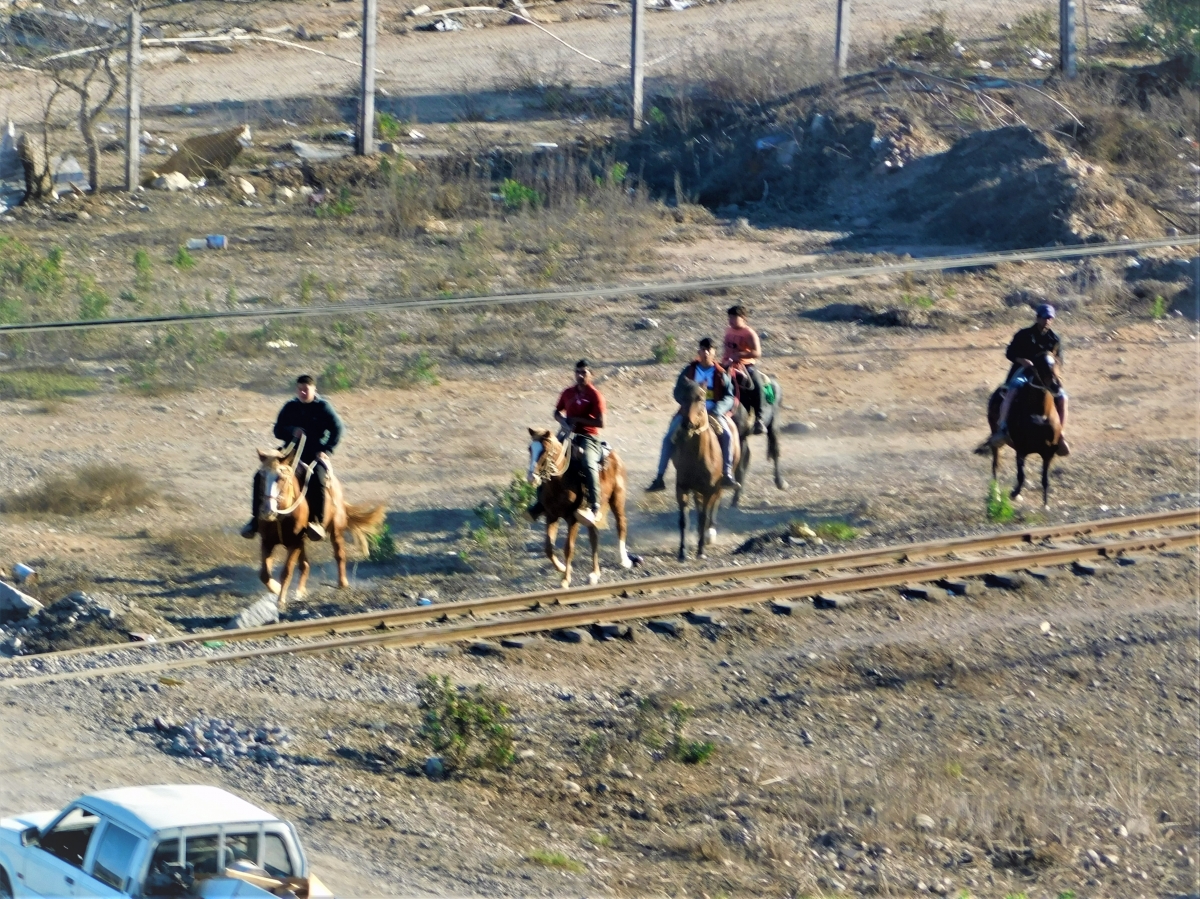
39,807,99,868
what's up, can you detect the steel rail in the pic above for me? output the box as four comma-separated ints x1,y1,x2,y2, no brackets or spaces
10,507,1197,665
0,235,1194,335
3,529,1195,689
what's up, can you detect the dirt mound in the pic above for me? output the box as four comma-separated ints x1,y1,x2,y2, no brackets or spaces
0,591,176,655
892,126,1161,247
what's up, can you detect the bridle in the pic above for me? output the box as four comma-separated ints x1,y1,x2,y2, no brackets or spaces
528,436,568,486
264,435,316,517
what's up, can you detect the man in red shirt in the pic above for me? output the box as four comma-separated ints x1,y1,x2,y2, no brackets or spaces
555,359,607,526
722,304,766,434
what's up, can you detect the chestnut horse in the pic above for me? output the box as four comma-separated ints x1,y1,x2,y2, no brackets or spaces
673,381,740,560
975,353,1065,508
254,444,385,608
527,428,634,587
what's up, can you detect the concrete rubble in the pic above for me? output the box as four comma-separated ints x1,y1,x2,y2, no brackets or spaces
151,714,292,766
0,580,43,623
228,595,280,629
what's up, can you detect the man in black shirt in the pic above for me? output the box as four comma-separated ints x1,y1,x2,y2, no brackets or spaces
986,303,1069,454
241,374,345,540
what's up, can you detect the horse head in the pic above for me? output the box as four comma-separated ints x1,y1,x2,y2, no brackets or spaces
681,380,709,434
1030,352,1062,394
256,444,301,522
527,428,564,486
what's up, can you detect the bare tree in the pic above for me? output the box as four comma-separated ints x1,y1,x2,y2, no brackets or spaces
50,49,122,192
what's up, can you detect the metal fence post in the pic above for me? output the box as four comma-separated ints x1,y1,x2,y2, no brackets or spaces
1059,0,1077,78
630,0,645,133
835,0,851,78
358,0,377,155
124,6,141,191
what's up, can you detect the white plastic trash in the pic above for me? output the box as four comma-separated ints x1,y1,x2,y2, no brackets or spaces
12,562,35,583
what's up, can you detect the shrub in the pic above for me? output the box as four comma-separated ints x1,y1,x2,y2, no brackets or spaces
634,696,716,764
528,850,585,873
1150,295,1167,319
815,520,859,542
891,11,958,62
652,335,678,364
133,248,153,292
987,478,1015,523
0,369,96,400
315,187,356,219
393,350,439,387
1138,0,1200,63
77,277,111,321
416,674,515,773
172,246,196,270
367,523,397,562
664,701,716,764
376,111,403,142
1,464,156,515
499,178,541,211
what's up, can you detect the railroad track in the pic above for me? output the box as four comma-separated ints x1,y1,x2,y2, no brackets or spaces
1,508,1195,688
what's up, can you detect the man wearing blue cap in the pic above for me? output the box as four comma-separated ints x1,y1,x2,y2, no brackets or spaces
986,303,1069,454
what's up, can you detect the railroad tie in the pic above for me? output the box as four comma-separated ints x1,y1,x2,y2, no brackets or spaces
984,572,1024,590
646,619,683,637
813,593,854,610
937,578,973,596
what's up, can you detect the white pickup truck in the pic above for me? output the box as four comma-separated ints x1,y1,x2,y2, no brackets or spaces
0,785,333,899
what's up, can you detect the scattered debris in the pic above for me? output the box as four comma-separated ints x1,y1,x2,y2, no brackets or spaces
291,139,351,162
633,317,660,330
756,134,799,168
185,235,227,250
417,17,463,31
150,171,194,191
0,581,43,623
12,562,36,584
50,154,89,197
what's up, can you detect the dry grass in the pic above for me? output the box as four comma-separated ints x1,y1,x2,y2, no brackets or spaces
1,464,157,516
152,527,259,567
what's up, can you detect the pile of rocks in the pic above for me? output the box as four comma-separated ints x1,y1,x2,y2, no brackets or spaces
152,715,292,767
0,591,118,656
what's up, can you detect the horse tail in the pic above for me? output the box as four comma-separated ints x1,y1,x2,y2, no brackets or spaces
345,503,386,554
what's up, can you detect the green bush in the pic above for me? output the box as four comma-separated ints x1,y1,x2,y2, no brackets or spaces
367,523,397,562
1139,0,1200,62
987,478,1015,523
172,246,196,270
499,178,541,211
1150,295,1167,319
652,334,678,364
394,350,439,387
815,520,859,541
376,111,403,142
417,674,515,773
315,187,356,219
133,248,153,293
77,277,111,321
0,369,96,400
528,850,585,873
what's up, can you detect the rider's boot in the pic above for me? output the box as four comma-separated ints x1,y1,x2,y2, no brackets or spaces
575,505,602,527
646,476,667,493
240,519,258,539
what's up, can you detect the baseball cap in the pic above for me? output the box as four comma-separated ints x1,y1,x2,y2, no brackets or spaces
1035,303,1056,320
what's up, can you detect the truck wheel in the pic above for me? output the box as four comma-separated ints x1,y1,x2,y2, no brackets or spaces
0,867,13,899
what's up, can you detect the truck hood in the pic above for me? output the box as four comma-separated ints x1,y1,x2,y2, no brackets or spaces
0,810,58,836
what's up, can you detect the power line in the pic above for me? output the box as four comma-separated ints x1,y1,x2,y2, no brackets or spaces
0,235,1195,335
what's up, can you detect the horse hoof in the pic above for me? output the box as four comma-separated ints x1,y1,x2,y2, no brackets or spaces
776,479,789,490
551,559,567,574
337,579,349,589
706,528,717,543
266,579,282,596
697,551,707,560
560,578,571,589
587,572,601,585
677,552,687,563
620,557,634,570
1043,503,1052,511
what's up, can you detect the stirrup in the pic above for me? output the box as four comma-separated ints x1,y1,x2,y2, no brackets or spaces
752,420,765,435
574,507,600,527
1055,437,1070,457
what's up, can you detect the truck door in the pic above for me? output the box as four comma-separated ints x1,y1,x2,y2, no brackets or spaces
23,807,98,898
76,821,143,898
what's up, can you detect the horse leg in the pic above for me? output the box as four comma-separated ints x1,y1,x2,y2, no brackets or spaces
331,525,349,589
610,483,633,569
295,544,311,599
1041,453,1053,509
707,492,719,547
991,446,1000,482
677,491,689,562
259,538,281,596
544,519,566,574
586,524,601,585
276,544,302,610
562,520,579,588
1012,453,1027,501
768,422,788,490
698,493,718,560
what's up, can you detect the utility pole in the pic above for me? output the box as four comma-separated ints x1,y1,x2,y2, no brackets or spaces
629,0,645,133
1059,0,1077,78
358,0,377,155
125,5,141,190
834,0,851,78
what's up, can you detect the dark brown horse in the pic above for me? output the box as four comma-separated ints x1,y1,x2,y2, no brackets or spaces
672,382,741,560
527,429,634,587
254,445,385,608
976,353,1065,508
728,369,787,507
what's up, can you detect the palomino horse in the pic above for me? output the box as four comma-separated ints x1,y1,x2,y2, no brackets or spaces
255,444,385,608
728,368,788,507
527,428,634,588
976,353,1065,508
672,381,741,560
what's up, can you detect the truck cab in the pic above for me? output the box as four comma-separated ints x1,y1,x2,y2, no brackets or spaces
0,785,331,899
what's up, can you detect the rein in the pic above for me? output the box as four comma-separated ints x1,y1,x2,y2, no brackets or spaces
684,407,710,437
273,434,317,516
537,438,569,482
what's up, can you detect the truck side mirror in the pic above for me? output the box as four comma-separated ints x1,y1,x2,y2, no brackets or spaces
20,826,39,848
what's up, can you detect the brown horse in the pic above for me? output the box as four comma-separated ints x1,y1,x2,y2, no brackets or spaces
976,353,1065,508
526,428,634,588
254,445,385,608
673,382,740,560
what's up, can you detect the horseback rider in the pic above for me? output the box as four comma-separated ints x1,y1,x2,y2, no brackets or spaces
554,359,607,527
986,303,1069,456
241,374,344,541
647,337,739,492
722,304,766,435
